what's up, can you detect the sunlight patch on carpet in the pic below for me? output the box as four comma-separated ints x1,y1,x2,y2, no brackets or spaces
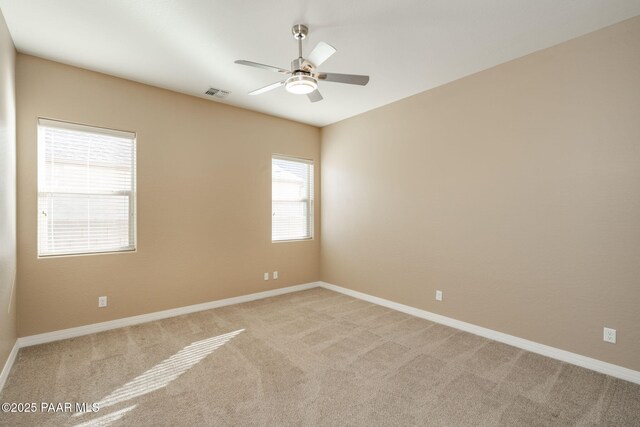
76,329,244,416
74,404,137,427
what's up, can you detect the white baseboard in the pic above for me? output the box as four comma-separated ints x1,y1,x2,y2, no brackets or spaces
318,281,640,385
18,282,320,348
0,340,19,393
11,280,640,388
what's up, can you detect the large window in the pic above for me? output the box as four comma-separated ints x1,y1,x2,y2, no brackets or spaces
37,119,136,257
272,155,314,242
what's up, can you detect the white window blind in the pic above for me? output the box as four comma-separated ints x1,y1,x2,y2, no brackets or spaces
272,155,314,242
37,119,136,256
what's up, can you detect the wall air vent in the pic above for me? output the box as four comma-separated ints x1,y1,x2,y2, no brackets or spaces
204,88,231,99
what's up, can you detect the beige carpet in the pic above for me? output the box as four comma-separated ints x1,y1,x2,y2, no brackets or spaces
1,288,639,426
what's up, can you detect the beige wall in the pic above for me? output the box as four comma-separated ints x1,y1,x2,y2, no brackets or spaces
16,55,320,336
321,17,640,371
0,8,17,371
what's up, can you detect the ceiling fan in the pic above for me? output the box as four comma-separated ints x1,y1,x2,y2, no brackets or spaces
235,24,369,102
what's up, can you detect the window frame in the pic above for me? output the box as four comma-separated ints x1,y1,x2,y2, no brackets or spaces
37,118,137,258
271,154,314,243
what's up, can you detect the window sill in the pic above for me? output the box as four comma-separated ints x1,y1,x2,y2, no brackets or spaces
272,237,314,243
37,248,137,259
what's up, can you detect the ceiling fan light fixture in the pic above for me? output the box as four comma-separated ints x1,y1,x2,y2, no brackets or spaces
285,74,317,95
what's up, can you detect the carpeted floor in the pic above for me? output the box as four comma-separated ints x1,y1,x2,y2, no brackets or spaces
1,288,639,426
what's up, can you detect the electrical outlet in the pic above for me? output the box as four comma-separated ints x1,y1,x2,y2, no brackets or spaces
263,272,269,281
98,296,107,308
435,290,443,301
273,271,278,280
603,327,616,344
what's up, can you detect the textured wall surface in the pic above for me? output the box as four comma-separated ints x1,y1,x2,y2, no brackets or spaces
321,17,640,371
16,55,320,336
0,8,16,372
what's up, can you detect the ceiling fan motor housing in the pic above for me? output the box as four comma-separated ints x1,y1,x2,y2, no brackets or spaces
291,58,315,73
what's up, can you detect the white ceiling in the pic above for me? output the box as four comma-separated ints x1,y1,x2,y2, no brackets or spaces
1,1,639,127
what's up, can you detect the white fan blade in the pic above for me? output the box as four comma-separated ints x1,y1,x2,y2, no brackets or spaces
307,90,323,103
307,42,336,67
235,60,290,75
248,80,285,95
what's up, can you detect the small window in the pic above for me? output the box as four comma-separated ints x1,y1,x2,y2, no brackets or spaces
37,119,136,257
272,155,314,242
